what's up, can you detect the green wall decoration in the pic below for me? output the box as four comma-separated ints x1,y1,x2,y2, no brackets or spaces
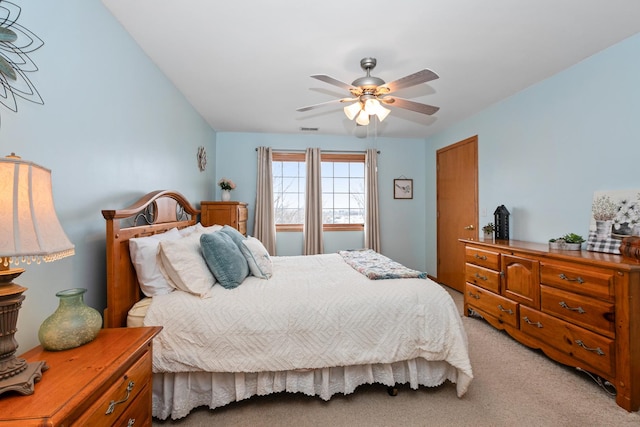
0,1,44,124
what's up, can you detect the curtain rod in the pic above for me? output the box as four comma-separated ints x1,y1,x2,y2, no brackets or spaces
255,148,380,154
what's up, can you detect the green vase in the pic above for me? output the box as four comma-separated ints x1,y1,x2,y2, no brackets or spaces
38,288,103,351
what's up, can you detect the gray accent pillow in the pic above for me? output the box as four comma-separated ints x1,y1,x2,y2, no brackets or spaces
200,231,249,289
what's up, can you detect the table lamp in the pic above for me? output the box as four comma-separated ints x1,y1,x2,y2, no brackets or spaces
0,153,74,396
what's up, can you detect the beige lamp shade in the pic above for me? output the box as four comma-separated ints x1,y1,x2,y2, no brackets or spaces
0,154,75,266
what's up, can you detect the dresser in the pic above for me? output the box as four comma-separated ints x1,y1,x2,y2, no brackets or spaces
461,238,640,411
200,201,248,235
0,326,161,426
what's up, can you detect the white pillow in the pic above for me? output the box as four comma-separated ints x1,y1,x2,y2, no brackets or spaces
240,236,273,279
127,297,152,327
178,223,222,237
178,224,199,237
158,232,216,298
129,227,182,297
196,223,223,234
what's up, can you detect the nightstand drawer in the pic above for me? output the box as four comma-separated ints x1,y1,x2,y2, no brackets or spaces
74,348,152,426
114,384,152,427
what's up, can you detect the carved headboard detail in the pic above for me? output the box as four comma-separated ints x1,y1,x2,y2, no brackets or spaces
101,190,200,328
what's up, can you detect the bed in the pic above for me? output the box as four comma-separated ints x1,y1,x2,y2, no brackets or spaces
102,190,473,420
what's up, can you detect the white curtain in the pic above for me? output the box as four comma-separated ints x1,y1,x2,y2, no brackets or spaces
303,147,323,255
365,148,381,252
253,147,276,255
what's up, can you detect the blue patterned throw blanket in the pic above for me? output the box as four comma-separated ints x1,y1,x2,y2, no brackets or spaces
338,249,426,280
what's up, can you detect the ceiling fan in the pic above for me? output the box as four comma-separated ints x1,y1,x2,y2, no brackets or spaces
297,57,439,126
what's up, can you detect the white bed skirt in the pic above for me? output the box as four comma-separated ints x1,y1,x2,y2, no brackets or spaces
153,357,468,420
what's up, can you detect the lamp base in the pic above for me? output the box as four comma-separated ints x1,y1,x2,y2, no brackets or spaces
0,360,48,396
0,267,48,397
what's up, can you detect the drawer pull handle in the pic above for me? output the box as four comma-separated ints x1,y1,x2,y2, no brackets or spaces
559,301,586,314
558,273,584,284
106,381,135,415
128,419,136,427
467,291,480,300
575,340,605,356
474,254,487,261
497,304,513,315
474,272,488,281
523,316,543,328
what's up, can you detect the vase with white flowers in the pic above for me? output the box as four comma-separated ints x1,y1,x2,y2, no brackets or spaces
592,195,618,240
218,178,236,201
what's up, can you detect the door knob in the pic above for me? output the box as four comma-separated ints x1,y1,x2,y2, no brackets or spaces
464,225,475,230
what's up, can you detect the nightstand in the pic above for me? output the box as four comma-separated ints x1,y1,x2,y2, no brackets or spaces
201,201,248,235
0,326,161,426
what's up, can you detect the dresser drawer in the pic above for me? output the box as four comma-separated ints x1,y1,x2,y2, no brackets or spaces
74,349,152,426
466,263,500,293
465,246,500,270
541,285,615,338
466,283,518,328
540,262,614,301
238,220,247,236
520,306,615,378
238,206,248,222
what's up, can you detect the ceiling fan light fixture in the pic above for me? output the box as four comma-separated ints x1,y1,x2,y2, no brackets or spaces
355,110,370,126
364,98,390,122
375,104,391,122
344,102,362,121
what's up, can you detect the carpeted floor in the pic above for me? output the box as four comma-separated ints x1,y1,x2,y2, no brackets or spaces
152,287,640,426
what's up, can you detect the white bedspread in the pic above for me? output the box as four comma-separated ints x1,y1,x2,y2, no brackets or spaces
143,253,472,395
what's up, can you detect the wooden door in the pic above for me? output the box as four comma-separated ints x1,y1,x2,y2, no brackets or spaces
436,136,478,292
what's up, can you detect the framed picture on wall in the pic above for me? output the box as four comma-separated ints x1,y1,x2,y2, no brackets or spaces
586,189,640,254
394,178,413,199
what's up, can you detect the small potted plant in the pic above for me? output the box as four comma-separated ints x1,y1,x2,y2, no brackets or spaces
549,233,585,251
482,223,495,240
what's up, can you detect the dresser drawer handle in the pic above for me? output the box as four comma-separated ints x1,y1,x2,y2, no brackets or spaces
474,254,487,261
558,273,584,284
128,419,136,427
523,316,543,328
467,291,480,300
575,340,605,356
497,304,513,315
106,381,135,415
559,301,586,314
474,272,488,281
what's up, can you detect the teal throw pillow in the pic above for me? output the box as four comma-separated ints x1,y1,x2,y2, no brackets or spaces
200,231,249,289
220,225,247,250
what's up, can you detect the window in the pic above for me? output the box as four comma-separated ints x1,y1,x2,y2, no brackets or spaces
272,152,365,231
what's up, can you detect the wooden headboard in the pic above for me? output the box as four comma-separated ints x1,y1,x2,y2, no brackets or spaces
101,190,200,328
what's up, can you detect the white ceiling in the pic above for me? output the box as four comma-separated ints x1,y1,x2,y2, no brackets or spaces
101,0,640,139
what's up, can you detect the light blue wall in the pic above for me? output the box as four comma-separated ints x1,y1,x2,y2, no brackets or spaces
424,33,640,276
215,132,428,270
6,1,216,349
10,1,639,353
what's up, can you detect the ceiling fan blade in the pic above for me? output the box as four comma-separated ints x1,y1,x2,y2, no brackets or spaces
310,74,358,92
381,96,440,115
379,69,439,94
296,97,356,112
